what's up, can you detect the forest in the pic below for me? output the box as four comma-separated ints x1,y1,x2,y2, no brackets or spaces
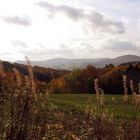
2,60,140,95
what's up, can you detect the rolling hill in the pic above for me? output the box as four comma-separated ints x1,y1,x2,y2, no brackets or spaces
16,55,140,70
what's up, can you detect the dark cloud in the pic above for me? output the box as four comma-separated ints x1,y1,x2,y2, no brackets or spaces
36,2,83,20
1,15,31,26
86,12,124,34
36,1,125,34
104,40,138,51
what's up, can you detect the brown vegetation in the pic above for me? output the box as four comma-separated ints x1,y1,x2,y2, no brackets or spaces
0,60,140,139
50,63,140,94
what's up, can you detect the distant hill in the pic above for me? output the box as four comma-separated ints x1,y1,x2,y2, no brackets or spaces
17,58,104,70
103,55,140,65
16,55,140,70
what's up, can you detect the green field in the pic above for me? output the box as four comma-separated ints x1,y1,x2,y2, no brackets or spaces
1,94,140,139
37,94,140,119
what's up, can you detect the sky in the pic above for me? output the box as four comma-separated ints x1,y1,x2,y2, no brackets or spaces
0,0,140,61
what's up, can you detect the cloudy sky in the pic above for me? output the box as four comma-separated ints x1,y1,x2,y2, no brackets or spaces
0,0,140,61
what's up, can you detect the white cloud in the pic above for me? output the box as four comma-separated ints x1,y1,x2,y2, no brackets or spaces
36,1,125,34
0,0,139,61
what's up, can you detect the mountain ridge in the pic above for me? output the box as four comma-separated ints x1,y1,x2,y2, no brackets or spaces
16,54,140,70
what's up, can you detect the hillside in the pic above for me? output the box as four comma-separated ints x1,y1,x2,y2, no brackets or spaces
2,61,69,83
49,63,140,94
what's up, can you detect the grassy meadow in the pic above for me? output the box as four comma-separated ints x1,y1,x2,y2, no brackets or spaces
38,94,140,119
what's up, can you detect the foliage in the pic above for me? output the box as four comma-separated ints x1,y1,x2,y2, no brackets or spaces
0,60,140,139
49,63,140,94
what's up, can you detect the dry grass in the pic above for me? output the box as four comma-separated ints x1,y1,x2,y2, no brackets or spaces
0,59,140,140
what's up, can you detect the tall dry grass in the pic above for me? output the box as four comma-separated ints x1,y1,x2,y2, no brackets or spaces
0,58,46,140
0,58,140,139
